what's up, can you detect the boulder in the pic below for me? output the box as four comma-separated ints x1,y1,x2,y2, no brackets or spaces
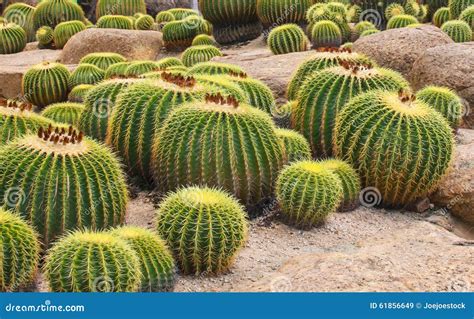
430,129,474,225
353,25,453,77
60,28,163,64
409,43,474,129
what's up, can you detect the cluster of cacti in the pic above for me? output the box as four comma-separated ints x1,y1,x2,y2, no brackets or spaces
287,49,374,101
387,14,419,28
385,3,405,20
110,227,175,291
291,62,409,157
433,6,451,26
156,186,248,275
52,20,86,49
181,45,223,67
95,0,146,19
69,63,105,88
79,52,127,70
192,34,217,46
449,0,474,18
124,61,160,77
79,78,142,141
354,0,407,27
104,62,132,79
162,16,212,51
199,0,262,44
44,230,140,292
459,5,474,32
22,62,70,108
334,90,454,207
311,20,342,48
276,161,343,229
40,102,85,126
152,94,284,205
3,3,36,42
276,128,311,163
0,22,27,54
0,98,53,144
188,61,247,77
257,0,311,26
135,14,155,30
68,84,94,102
416,86,464,128
96,15,134,29
0,125,129,246
36,26,54,48
267,24,309,55
441,19,472,41
33,0,85,29
0,209,40,292
156,11,175,24
226,76,276,114
352,20,377,40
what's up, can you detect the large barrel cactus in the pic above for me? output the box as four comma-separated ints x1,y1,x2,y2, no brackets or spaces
416,86,465,128
152,93,284,206
95,0,146,19
96,15,134,29
334,90,455,207
40,102,85,126
156,186,248,275
0,125,129,246
181,45,223,67
276,128,311,164
33,0,85,29
3,3,36,42
386,14,419,28
310,20,342,48
53,20,86,49
441,19,472,42
257,0,311,26
0,22,27,54
188,61,247,77
433,6,451,26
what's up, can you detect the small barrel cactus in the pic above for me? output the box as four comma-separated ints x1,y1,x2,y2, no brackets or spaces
95,0,146,19
0,208,40,292
152,93,284,205
68,84,94,102
188,61,247,77
311,20,342,48
292,62,409,157
0,98,53,145
40,102,85,126
404,0,421,16
441,19,472,42
334,90,455,207
0,22,27,54
0,125,129,246
167,8,199,20
125,61,160,77
110,226,175,292
96,15,134,29
79,78,142,141
3,3,36,42
385,3,405,20
192,34,217,46
36,26,54,47
33,0,85,29
22,62,70,108
79,52,127,70
449,0,474,18
44,230,141,292
53,20,86,49
276,161,343,229
69,63,105,89
433,7,451,26
387,14,419,28
156,11,175,24
227,75,276,114
181,45,223,67
360,29,380,36
104,62,132,79
155,57,185,70
267,24,309,55
156,186,248,275
319,159,361,211
416,86,465,128
257,0,311,26
352,20,377,41
162,16,212,51
276,128,311,163
135,14,155,30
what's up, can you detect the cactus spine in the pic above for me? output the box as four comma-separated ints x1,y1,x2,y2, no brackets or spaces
79,52,127,70
95,0,146,19
276,128,311,163
33,0,85,29
416,86,465,128
267,24,309,55
53,20,86,49
40,102,85,126
3,3,36,42
96,15,134,29
441,19,472,42
156,186,248,275
181,45,223,67
311,20,342,48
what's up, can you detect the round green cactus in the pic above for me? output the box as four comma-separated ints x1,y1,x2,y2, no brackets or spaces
156,11,175,24
287,49,374,101
44,230,141,292
110,227,175,291
276,161,343,229
418,4,429,22
257,0,311,26
387,14,419,28
291,62,409,157
33,0,85,29
181,45,223,67
135,14,154,30
107,76,211,182
40,102,85,126
334,90,455,207
95,0,146,19
68,84,94,103
404,0,421,16
188,61,247,77
167,8,199,20
22,62,70,108
441,19,472,42
0,208,40,292
459,5,474,32
226,75,276,114
162,16,212,51
156,186,248,275
152,94,284,205
306,3,332,22
79,52,127,70
124,61,159,77
69,63,105,89
311,20,342,48
320,159,361,211
327,2,347,16
385,3,405,20
433,7,451,26
360,28,380,36
449,0,474,18
53,20,85,49
0,126,129,246
0,22,27,55
36,26,54,47
104,62,132,79
79,78,142,141
352,20,377,41
96,15,134,29
276,128,311,164
267,24,309,55
3,3,36,42
192,34,217,46
155,57,185,70
416,86,465,128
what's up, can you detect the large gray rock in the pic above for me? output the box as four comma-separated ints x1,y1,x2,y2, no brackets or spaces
409,43,474,129
353,25,453,77
60,28,163,64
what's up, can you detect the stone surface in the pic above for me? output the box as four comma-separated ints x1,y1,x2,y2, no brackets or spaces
353,25,453,77
60,28,163,64
409,43,474,129
430,129,474,225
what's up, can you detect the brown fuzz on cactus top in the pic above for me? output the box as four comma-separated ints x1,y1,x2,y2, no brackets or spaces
205,92,240,108
0,97,33,112
160,72,196,88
